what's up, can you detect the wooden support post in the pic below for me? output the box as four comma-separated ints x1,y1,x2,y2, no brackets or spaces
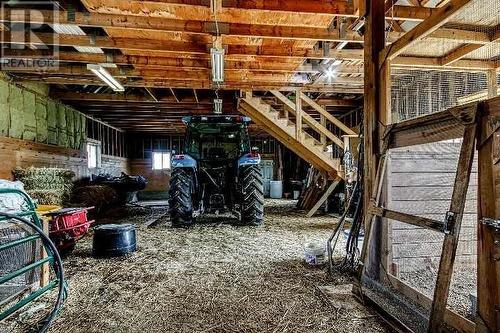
295,89,302,142
487,69,498,99
428,121,478,333
476,100,500,333
320,114,327,149
358,0,389,282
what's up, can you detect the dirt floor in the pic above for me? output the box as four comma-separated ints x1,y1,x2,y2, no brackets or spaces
3,199,392,333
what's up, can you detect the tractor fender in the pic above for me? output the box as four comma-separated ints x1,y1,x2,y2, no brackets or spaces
171,154,197,169
237,153,261,169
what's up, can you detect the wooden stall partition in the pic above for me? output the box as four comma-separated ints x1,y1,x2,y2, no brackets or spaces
476,97,500,333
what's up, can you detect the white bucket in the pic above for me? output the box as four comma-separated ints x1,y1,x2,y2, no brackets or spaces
304,242,326,266
270,180,283,199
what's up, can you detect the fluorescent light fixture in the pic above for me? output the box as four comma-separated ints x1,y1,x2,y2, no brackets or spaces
214,98,223,114
51,24,104,54
210,48,225,83
87,64,124,92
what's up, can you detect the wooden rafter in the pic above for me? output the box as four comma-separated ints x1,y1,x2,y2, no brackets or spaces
441,43,483,66
169,88,180,103
193,89,199,103
380,0,472,62
144,87,159,102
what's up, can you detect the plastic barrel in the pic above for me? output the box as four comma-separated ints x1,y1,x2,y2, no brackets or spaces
269,180,283,199
92,224,136,257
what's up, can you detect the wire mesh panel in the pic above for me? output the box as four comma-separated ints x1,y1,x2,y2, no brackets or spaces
391,70,490,122
0,218,43,305
386,141,478,319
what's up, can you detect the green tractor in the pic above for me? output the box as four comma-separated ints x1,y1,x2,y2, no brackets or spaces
168,116,264,227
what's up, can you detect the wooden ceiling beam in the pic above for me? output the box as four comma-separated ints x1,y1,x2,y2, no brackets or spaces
5,49,494,71
15,75,364,93
221,1,432,21
1,35,365,60
9,68,363,85
52,92,207,103
1,10,489,44
55,92,362,107
1,10,364,42
6,64,360,80
3,50,310,71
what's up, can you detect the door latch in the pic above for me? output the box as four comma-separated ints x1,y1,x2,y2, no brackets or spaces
444,211,456,235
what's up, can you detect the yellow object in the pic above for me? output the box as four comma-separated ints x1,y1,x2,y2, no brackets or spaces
36,205,62,223
36,204,62,214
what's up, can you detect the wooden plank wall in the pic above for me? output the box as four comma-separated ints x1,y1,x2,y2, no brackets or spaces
0,136,129,180
387,140,478,274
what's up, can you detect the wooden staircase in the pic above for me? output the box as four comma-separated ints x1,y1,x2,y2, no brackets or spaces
239,91,357,179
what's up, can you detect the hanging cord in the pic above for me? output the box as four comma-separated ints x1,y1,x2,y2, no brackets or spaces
212,1,222,96
327,120,364,274
0,212,66,333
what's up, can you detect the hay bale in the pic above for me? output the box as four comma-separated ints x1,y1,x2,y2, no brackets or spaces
26,189,65,206
70,185,121,215
13,167,75,205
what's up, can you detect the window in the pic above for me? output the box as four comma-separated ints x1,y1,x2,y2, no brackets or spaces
87,142,101,169
152,152,171,170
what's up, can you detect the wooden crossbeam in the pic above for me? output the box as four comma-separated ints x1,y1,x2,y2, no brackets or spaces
441,44,483,66
380,0,472,62
368,206,444,232
385,101,479,149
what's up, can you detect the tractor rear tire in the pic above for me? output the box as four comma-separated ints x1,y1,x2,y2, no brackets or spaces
168,168,195,227
240,165,264,226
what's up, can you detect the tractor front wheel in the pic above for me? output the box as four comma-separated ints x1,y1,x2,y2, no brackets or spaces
239,165,264,226
168,168,195,227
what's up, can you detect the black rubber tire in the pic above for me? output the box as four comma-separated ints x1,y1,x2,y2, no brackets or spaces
240,165,264,226
168,168,195,227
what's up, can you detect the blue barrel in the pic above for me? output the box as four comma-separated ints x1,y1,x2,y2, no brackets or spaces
92,224,136,257
270,181,283,199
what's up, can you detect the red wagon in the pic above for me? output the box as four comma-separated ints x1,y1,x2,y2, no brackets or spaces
43,207,95,254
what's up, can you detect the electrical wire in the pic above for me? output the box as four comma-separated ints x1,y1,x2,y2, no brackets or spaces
0,212,66,333
212,1,222,99
327,120,364,274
